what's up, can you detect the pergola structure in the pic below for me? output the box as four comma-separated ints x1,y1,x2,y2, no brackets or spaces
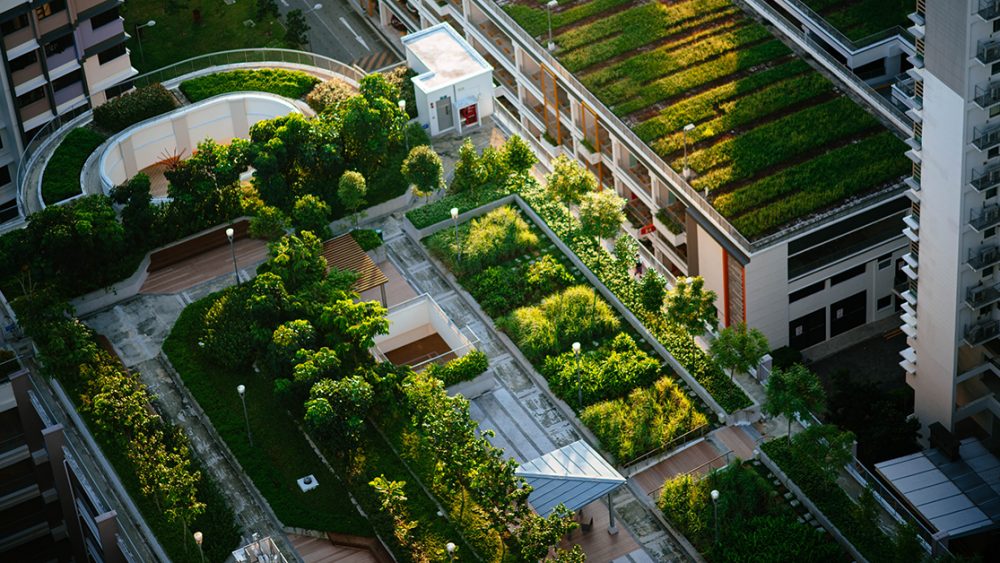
322,233,389,305
516,440,626,533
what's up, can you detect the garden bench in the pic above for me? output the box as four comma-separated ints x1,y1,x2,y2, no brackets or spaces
148,220,249,272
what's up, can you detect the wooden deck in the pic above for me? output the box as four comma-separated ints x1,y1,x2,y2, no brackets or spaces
631,440,727,499
289,534,378,563
139,236,268,294
359,259,416,306
384,333,454,367
559,499,641,562
713,426,759,460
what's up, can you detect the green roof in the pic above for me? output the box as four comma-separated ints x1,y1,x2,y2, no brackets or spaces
799,0,913,43
505,0,910,240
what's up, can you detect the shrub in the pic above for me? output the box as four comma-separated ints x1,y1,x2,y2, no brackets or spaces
461,206,539,272
467,265,527,317
180,69,320,102
384,66,417,119
42,128,107,205
350,228,383,251
424,349,489,386
583,376,707,462
93,83,178,133
306,77,355,113
541,333,660,407
525,255,574,297
500,285,619,360
291,194,332,239
249,205,289,240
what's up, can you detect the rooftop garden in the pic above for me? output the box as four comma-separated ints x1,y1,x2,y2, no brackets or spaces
799,0,913,42
505,0,910,240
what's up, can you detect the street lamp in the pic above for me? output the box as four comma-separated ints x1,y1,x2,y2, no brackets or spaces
193,531,204,563
572,341,582,409
135,20,156,66
682,123,695,180
398,99,409,151
451,207,460,262
225,227,240,287
546,0,558,51
446,542,456,561
710,489,720,544
305,2,323,13
237,384,253,447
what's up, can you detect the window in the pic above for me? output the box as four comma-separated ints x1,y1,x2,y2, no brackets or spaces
985,266,995,277
97,42,126,65
44,34,73,57
0,165,10,185
877,295,892,310
994,19,1000,33
990,146,1000,159
0,199,16,223
789,281,825,304
988,227,997,238
991,105,1000,118
0,13,29,35
35,0,66,20
989,187,999,199
9,51,37,73
51,70,80,92
16,87,45,109
878,253,892,269
831,264,866,286
89,7,119,29
992,61,1000,76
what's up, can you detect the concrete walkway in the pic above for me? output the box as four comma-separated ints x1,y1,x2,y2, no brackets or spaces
381,227,692,562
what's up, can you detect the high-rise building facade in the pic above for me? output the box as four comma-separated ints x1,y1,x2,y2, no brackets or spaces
903,0,1000,442
0,0,136,223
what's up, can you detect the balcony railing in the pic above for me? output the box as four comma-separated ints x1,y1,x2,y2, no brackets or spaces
968,244,1000,270
971,164,1000,192
980,0,1000,20
978,39,1000,65
973,123,1000,150
975,81,1000,108
970,204,1000,231
966,319,1000,346
967,283,1000,308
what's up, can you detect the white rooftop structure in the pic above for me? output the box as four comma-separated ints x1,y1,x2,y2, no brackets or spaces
875,438,1000,541
516,440,626,517
402,24,493,136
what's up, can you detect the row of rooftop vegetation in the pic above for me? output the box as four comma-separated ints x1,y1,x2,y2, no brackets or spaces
505,0,911,239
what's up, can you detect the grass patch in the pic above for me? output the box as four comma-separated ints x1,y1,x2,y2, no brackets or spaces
180,69,320,102
163,294,373,535
802,0,912,42
41,128,106,206
122,0,285,73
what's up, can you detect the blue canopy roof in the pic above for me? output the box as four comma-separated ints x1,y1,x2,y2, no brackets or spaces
515,440,626,516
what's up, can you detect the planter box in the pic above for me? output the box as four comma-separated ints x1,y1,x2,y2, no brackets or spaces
578,140,601,165
653,213,687,247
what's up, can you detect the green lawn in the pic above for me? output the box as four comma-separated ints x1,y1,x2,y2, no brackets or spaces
800,0,912,42
122,0,285,74
41,128,106,206
163,295,373,536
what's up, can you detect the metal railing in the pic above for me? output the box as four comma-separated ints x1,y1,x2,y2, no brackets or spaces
778,0,913,53
966,282,1000,308
970,204,1000,231
980,0,1000,20
622,424,710,470
131,48,366,89
968,244,1000,270
965,318,1000,346
972,123,1000,150
974,81,1000,108
971,164,1000,192
978,39,1000,65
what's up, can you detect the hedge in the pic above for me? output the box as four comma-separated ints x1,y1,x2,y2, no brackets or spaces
42,128,107,205
180,69,320,102
423,349,489,386
93,83,178,133
405,184,513,228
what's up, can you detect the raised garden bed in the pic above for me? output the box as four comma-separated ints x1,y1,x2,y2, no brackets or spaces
42,127,107,206
180,69,320,102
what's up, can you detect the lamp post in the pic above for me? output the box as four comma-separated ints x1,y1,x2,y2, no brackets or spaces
193,531,204,563
398,99,409,151
446,542,456,561
572,341,582,409
546,0,558,51
682,123,695,180
304,2,323,13
237,384,253,447
225,227,240,287
135,20,156,66
710,489,720,544
451,207,460,262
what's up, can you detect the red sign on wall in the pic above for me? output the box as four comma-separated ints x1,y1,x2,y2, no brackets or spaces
460,104,478,126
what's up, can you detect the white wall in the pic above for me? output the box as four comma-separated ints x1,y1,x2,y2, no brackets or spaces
695,224,726,325
374,295,472,357
745,243,788,347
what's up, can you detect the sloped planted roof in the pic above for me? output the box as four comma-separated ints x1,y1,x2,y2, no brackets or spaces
516,440,625,515
321,234,388,294
875,438,1000,539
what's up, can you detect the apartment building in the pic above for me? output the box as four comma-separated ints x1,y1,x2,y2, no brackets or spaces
370,0,914,352
0,367,133,561
0,0,136,223
901,0,1000,444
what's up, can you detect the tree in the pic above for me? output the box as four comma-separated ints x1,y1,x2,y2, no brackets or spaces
578,190,625,243
664,276,718,337
513,504,577,561
639,271,667,313
545,154,596,212
763,363,826,436
110,173,157,248
339,94,404,177
613,234,638,270
503,135,537,177
449,139,484,194
338,171,367,226
710,322,769,380
284,9,310,48
369,476,418,547
249,205,289,240
291,194,332,239
165,139,248,233
256,0,279,20
257,231,328,293
305,373,374,447
402,145,443,202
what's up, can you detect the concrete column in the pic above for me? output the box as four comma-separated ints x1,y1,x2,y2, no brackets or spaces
9,370,43,452
42,424,86,562
95,510,125,563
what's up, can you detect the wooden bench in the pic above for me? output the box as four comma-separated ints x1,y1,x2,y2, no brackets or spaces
147,220,249,272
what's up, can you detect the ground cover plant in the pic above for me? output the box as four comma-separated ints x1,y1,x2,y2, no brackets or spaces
180,69,320,102
801,0,912,42
93,83,178,133
505,0,909,240
658,461,846,562
41,127,107,205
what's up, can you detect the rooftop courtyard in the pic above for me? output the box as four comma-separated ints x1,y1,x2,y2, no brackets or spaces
505,0,911,240
799,0,913,42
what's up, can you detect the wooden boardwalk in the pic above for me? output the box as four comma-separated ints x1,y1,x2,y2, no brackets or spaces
289,534,378,563
558,499,643,562
631,440,727,499
140,237,268,294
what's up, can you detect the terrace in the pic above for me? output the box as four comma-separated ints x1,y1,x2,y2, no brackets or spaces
503,0,910,241
795,0,913,44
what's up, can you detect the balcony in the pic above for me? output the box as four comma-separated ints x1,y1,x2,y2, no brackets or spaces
19,94,51,124
980,0,1000,20
53,80,85,110
2,25,33,53
903,212,919,233
10,60,43,92
975,81,1000,109
969,244,1000,270
970,204,1000,231
971,164,1000,192
973,123,1000,150
36,9,70,36
892,76,921,111
967,282,1000,308
978,39,1000,65
45,46,77,74
624,199,655,240
966,319,1000,346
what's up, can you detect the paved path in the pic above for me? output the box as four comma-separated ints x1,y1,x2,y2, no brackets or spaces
283,0,399,68
382,230,692,562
